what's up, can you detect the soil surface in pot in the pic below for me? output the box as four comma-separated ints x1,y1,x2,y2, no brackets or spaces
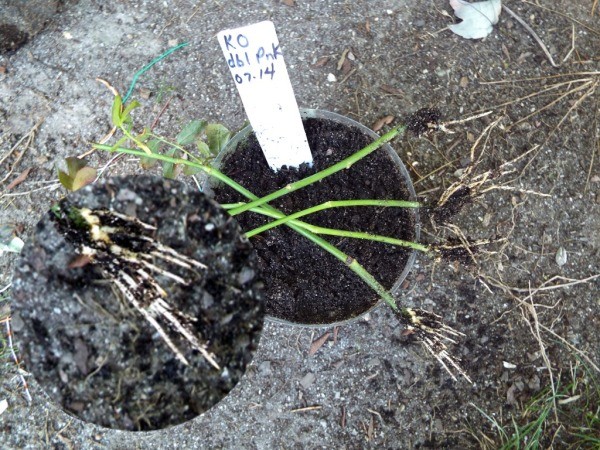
213,117,416,325
11,176,264,430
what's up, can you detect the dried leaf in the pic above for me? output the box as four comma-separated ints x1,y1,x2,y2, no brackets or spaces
6,167,31,190
340,58,352,75
68,254,94,269
312,56,329,67
72,167,97,191
506,383,518,405
448,0,501,39
379,84,404,96
336,49,349,71
309,331,330,355
372,115,394,132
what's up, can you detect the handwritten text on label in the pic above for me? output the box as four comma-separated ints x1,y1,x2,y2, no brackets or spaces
222,34,281,84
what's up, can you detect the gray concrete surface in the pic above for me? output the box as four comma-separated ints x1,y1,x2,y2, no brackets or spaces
1,0,599,448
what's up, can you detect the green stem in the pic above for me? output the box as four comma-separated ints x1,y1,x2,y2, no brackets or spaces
122,127,152,154
277,218,399,310
93,144,255,200
245,205,428,252
221,202,246,209
93,142,404,311
149,133,202,163
227,124,407,216
245,199,419,238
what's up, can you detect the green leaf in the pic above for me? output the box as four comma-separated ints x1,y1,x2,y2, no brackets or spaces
58,170,73,190
58,157,97,191
162,148,178,179
206,123,231,156
137,127,151,143
110,135,129,152
111,95,123,127
182,163,203,176
65,156,88,175
176,120,207,146
140,139,161,169
71,167,98,191
196,140,211,159
146,139,161,152
120,100,141,123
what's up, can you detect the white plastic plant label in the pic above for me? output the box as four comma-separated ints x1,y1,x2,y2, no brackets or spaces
217,21,313,171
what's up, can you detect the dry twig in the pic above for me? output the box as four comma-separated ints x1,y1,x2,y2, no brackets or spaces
1,316,32,404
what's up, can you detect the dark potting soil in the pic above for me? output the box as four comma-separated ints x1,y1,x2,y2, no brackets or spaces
11,176,264,430
212,117,417,325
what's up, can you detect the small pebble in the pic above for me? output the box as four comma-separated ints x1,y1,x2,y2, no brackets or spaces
555,247,567,266
238,267,255,284
258,361,272,376
299,372,315,389
503,361,517,369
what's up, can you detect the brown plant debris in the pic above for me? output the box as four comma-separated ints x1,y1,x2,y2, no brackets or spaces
405,108,442,136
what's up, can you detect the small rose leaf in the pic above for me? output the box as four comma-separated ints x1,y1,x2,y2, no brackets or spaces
58,157,97,191
206,123,231,155
176,120,207,146
71,166,98,191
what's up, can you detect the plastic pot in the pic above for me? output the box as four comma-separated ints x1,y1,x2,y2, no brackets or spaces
204,109,420,327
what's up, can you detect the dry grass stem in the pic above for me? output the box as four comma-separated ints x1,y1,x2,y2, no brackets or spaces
585,99,599,193
480,71,600,85
482,273,600,374
437,110,493,133
1,317,32,404
0,118,44,186
473,76,599,137
290,406,322,413
79,78,119,158
522,0,600,36
509,79,596,131
521,289,559,422
501,5,572,68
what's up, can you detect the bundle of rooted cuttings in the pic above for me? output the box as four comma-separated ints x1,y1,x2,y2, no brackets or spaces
12,176,264,430
87,99,493,382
